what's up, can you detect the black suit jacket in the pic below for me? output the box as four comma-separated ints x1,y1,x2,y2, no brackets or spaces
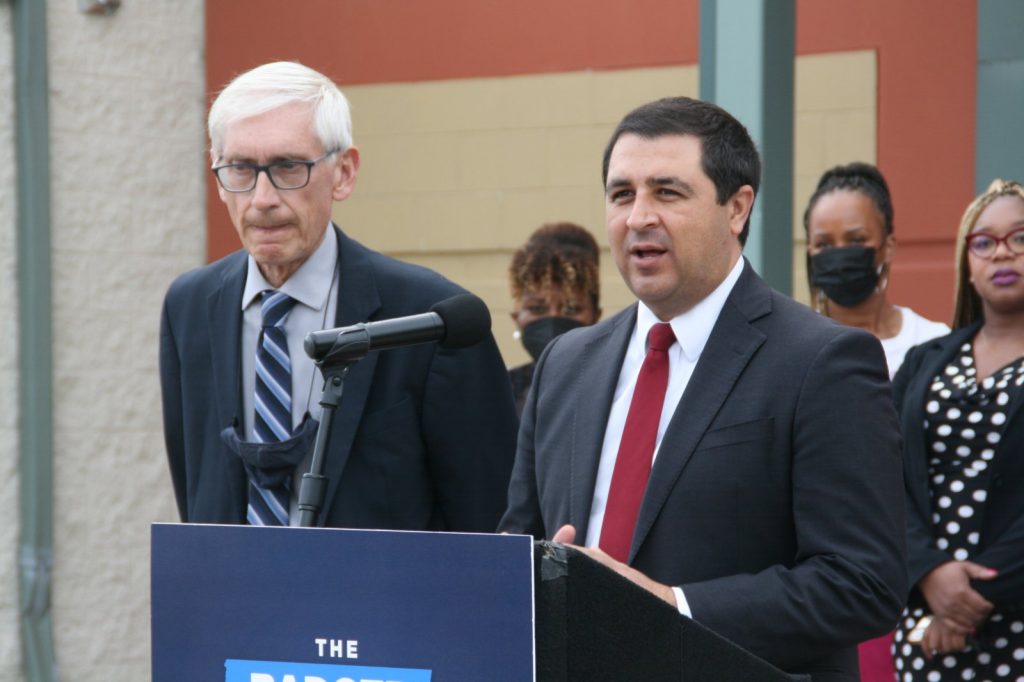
160,227,519,532
500,261,908,680
893,321,1024,608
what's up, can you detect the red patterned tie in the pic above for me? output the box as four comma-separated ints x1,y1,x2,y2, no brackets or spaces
599,322,676,562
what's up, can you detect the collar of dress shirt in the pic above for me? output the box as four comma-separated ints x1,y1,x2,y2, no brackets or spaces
634,256,745,362
241,222,338,312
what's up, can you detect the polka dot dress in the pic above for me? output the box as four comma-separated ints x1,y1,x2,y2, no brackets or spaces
893,342,1024,681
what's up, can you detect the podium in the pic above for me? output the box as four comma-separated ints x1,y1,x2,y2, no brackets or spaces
534,541,808,681
152,525,805,681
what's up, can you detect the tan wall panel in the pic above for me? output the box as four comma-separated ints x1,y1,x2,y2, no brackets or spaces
792,50,877,304
336,54,875,367
338,66,697,367
795,51,877,112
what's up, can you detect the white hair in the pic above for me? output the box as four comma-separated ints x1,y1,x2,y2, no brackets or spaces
208,61,353,163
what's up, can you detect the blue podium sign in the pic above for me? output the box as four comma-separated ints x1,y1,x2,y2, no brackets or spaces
151,524,534,681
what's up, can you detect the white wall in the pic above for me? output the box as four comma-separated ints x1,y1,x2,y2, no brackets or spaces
0,2,205,679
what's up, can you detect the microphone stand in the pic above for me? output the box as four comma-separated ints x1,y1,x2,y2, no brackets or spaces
296,328,372,528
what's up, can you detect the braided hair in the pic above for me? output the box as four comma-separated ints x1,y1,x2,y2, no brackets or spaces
803,161,894,236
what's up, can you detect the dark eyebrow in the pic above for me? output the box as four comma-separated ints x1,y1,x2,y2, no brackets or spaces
605,176,695,194
974,220,1024,233
648,176,694,193
605,177,633,193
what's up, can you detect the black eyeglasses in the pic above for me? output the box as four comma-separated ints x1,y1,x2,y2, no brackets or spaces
965,227,1024,259
211,149,338,192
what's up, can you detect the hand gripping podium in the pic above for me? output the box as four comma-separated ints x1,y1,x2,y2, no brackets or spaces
152,525,804,681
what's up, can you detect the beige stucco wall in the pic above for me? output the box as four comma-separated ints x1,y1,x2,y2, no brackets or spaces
48,0,204,675
338,52,875,367
0,2,204,680
0,5,20,681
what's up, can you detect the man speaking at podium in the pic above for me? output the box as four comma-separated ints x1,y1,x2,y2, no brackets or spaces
160,62,518,531
500,97,907,680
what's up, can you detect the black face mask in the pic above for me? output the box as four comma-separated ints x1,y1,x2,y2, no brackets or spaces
521,317,584,361
809,246,882,308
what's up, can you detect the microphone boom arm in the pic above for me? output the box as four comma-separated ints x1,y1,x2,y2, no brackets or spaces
296,295,486,526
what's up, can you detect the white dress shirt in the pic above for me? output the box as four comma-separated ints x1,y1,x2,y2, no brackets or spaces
584,256,745,616
240,223,339,524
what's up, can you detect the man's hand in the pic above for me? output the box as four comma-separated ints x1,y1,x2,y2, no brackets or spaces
921,616,969,660
551,524,577,544
919,561,996,630
551,524,677,608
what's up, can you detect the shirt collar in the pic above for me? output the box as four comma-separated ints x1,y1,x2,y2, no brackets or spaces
635,256,745,362
241,222,338,312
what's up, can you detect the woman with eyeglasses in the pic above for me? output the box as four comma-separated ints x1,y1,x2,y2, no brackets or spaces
891,179,1024,681
804,162,950,380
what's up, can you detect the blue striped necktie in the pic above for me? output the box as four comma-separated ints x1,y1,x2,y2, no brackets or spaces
248,290,298,526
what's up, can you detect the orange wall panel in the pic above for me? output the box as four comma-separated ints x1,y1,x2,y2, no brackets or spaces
797,0,976,322
205,0,699,261
205,1,698,88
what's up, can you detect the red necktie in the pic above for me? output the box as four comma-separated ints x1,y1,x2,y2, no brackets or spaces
599,322,676,562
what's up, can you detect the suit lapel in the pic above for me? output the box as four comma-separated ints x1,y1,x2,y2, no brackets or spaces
987,330,1024,483
902,325,977,523
569,307,636,539
205,254,248,519
206,255,246,435
319,227,382,524
630,263,768,562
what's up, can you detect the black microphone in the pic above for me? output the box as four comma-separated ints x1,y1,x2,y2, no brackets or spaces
303,293,491,363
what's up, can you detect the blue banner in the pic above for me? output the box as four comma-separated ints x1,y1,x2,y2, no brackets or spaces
152,525,534,681
225,658,431,682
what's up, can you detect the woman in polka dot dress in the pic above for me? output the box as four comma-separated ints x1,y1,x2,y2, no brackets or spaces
892,180,1024,681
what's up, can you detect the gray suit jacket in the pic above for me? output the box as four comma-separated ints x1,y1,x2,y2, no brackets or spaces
501,261,908,680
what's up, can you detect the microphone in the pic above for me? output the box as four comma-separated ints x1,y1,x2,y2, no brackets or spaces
304,293,491,363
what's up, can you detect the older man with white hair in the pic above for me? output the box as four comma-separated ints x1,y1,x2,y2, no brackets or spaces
160,61,518,531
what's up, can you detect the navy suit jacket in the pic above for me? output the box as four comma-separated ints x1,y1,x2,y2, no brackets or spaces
894,321,1024,608
500,261,908,680
160,227,519,532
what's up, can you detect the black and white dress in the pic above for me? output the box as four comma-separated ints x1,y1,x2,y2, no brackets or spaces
893,342,1024,681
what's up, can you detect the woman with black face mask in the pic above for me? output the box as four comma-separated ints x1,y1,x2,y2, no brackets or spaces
805,162,949,380
508,222,602,416
804,163,950,682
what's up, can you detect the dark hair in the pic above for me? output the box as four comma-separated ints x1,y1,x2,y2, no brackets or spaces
509,222,600,311
527,221,599,259
802,162,894,236
601,97,761,245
